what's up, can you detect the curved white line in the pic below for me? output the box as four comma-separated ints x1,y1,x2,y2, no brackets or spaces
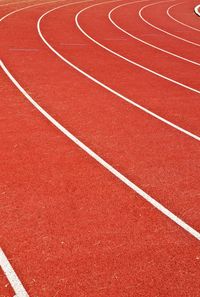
109,1,200,67
1,59,200,241
37,4,200,141
167,2,200,32
194,4,200,16
140,0,200,47
0,248,29,296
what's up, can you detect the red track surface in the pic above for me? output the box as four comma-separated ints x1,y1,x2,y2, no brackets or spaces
0,0,200,296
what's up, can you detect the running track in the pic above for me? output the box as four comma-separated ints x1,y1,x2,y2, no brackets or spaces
0,0,200,296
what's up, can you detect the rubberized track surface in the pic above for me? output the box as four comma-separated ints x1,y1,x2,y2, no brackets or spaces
0,0,200,296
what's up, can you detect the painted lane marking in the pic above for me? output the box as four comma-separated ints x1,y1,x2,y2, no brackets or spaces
139,0,200,47
1,59,200,241
0,248,29,297
167,2,200,32
37,2,200,141
38,2,200,141
194,4,200,17
108,1,200,66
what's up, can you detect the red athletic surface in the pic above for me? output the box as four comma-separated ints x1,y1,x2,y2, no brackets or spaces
0,0,200,296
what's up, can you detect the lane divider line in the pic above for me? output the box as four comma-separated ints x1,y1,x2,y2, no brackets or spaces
108,1,200,66
194,4,200,16
1,59,200,241
37,2,200,142
139,0,200,47
167,2,200,32
0,248,29,297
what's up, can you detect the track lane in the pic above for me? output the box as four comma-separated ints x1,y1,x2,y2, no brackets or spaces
140,0,200,46
75,1,200,94
136,1,200,63
1,0,200,296
3,57,200,240
1,52,200,297
128,0,200,63
168,1,200,30
61,1,200,135
2,0,199,138
1,0,200,229
167,1,200,32
109,1,200,67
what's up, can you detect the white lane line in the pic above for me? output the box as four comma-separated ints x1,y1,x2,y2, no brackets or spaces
194,4,200,16
1,59,200,242
108,1,200,67
139,0,200,47
167,2,200,32
75,1,200,94
0,248,29,297
38,3,200,141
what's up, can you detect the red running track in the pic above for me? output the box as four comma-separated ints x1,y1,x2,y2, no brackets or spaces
0,0,200,296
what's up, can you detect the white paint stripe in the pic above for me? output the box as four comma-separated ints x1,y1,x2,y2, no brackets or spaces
75,1,200,93
167,2,200,32
108,1,200,66
37,2,200,141
1,59,200,241
139,0,200,47
194,4,200,16
0,248,29,297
